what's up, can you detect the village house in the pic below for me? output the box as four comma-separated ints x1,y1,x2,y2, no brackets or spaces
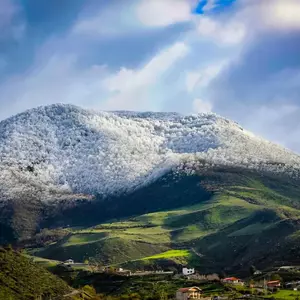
285,280,300,290
221,277,244,285
182,267,195,276
64,259,74,265
116,268,131,276
267,280,281,290
253,270,262,275
176,287,202,300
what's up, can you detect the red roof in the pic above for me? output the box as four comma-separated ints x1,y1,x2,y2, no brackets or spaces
223,277,240,281
267,281,281,285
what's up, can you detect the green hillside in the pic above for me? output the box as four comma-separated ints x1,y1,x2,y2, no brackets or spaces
0,246,71,300
30,167,300,273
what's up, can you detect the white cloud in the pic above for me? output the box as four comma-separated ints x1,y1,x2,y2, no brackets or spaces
135,0,192,27
73,0,194,37
186,61,227,92
193,0,300,48
72,2,137,37
106,43,188,91
186,72,201,93
196,17,245,45
0,54,108,119
103,42,189,110
192,98,213,113
0,42,189,119
258,0,300,30
219,0,300,38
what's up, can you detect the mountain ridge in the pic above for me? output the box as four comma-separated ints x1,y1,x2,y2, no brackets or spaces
0,103,299,204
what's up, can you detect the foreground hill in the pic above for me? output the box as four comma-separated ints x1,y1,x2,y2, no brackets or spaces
0,247,71,299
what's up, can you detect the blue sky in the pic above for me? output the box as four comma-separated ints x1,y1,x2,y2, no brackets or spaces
0,0,300,152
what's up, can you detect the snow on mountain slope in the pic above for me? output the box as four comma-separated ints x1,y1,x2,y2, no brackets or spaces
0,104,299,202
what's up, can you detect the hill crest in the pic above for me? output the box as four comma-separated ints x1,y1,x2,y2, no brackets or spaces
0,104,299,203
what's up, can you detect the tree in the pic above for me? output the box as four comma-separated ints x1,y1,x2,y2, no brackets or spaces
88,258,102,272
270,274,282,281
219,270,226,279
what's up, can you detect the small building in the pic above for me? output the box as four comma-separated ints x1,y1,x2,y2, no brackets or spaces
277,266,295,271
267,280,281,290
182,267,195,276
64,259,74,265
285,280,300,289
253,270,262,275
176,287,202,300
116,268,131,276
222,277,244,285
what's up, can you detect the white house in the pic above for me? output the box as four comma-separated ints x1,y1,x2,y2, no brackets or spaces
221,277,244,285
64,259,74,265
182,267,195,276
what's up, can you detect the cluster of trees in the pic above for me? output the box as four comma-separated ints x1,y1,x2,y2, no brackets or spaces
78,283,173,300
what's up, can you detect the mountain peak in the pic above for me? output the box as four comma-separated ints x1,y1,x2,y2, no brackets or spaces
0,104,299,202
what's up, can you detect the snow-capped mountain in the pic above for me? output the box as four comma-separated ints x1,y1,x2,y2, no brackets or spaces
0,104,299,202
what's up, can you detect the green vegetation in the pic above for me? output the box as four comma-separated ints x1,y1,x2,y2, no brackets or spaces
5,165,300,298
64,232,109,246
265,290,300,299
141,249,190,260
19,167,300,274
27,255,60,269
35,237,169,265
58,270,227,300
0,247,71,300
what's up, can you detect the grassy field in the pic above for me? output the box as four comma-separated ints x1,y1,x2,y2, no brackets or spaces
265,290,300,299
29,255,60,268
141,250,190,260
31,168,300,274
